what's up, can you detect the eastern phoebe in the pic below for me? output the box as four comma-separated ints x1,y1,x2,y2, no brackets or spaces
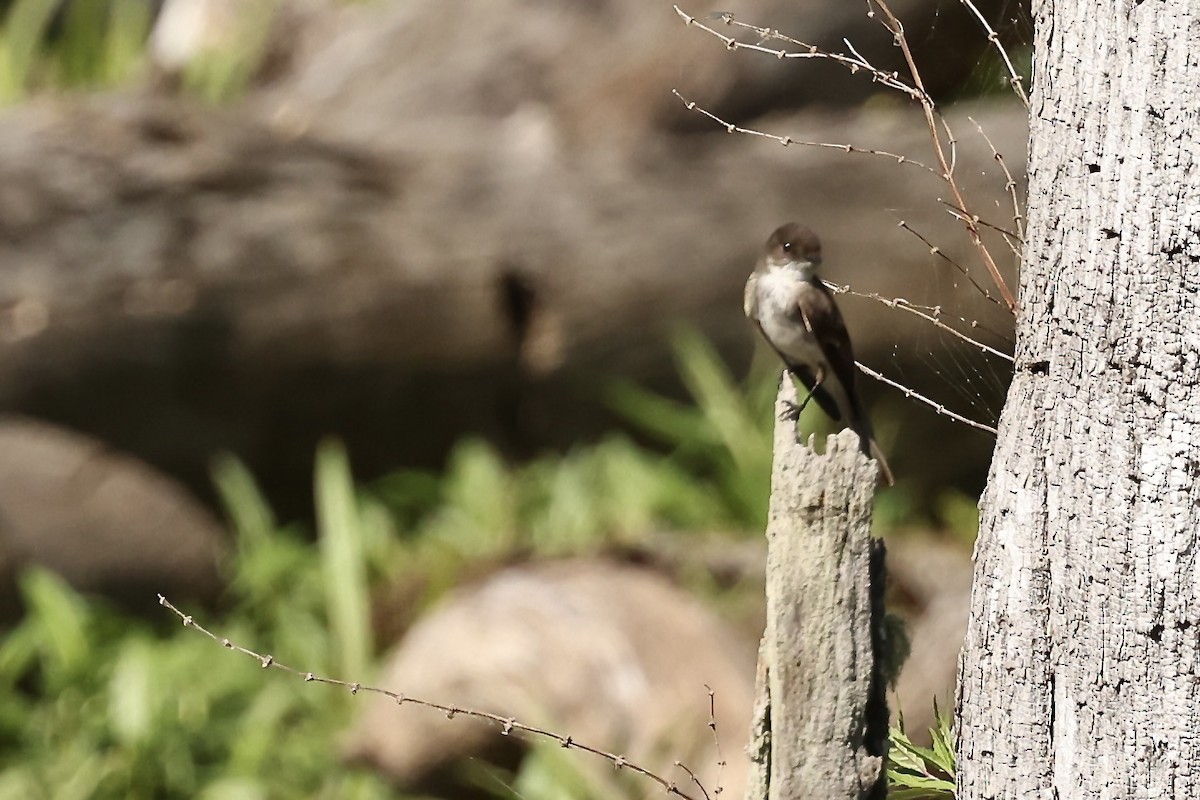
744,222,894,486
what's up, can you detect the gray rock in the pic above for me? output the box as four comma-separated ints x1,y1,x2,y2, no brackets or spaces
0,416,225,614
344,560,754,798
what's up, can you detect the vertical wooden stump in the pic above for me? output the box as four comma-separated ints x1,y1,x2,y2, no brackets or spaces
744,378,889,800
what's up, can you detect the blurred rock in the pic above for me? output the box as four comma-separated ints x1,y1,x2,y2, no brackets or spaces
635,527,975,744
887,533,973,740
344,559,754,799
0,416,225,617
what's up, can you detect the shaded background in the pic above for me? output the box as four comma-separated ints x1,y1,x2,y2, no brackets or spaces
0,0,1028,797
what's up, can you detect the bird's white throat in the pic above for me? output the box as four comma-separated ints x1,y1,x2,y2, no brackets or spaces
766,259,818,282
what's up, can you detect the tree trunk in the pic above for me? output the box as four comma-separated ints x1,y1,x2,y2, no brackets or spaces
956,1,1200,797
744,379,888,800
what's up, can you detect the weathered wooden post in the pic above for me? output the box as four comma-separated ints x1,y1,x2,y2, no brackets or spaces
743,379,890,800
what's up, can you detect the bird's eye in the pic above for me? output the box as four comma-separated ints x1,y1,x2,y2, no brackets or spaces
782,242,792,252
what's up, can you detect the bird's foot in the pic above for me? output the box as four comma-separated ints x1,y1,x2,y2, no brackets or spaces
779,400,804,422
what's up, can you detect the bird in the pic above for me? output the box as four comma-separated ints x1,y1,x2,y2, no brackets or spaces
743,222,894,486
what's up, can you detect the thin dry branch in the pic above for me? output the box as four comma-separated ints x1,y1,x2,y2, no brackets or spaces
895,219,1008,309
968,115,1025,244
677,1,964,184
856,361,999,435
938,202,1021,241
957,0,1030,105
839,29,959,179
942,204,1022,262
703,685,726,798
823,279,1013,362
674,6,923,100
157,595,709,800
671,90,938,175
675,761,713,800
869,0,1017,311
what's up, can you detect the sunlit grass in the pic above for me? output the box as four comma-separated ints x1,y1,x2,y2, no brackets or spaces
0,0,280,105
888,703,957,798
0,0,152,104
0,329,968,798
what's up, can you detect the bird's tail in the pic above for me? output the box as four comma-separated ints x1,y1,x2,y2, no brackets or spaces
866,436,895,487
852,417,894,488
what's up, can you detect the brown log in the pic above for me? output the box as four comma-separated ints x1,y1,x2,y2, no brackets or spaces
0,90,1021,514
253,0,1024,150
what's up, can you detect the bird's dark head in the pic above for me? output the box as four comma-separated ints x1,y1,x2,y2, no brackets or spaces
763,223,822,276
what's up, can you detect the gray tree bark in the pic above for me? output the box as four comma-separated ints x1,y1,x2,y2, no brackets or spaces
744,379,888,800
956,1,1200,797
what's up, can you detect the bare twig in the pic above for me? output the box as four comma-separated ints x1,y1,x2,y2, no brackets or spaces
703,685,726,797
869,0,1018,311
157,595,707,800
938,202,1021,241
855,362,999,435
823,280,1013,362
942,204,1022,262
968,115,1025,244
671,90,938,175
957,0,1030,105
674,761,713,800
895,220,1007,309
675,6,923,100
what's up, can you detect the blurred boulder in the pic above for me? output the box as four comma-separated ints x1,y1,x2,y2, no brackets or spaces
0,416,225,618
344,559,754,798
888,533,973,739
635,527,975,744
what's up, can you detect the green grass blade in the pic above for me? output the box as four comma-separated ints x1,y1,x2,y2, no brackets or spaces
0,0,59,102
314,439,372,679
212,454,277,550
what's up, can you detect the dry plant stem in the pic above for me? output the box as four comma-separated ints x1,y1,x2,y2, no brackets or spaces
897,219,1017,319
674,6,921,100
939,203,1021,242
703,685,726,797
957,0,1030,105
676,2,1018,312
870,0,1017,311
671,90,937,176
157,595,708,800
943,205,1022,262
822,280,1013,362
676,762,712,799
895,220,1006,308
968,116,1025,243
855,361,999,435
681,2,958,180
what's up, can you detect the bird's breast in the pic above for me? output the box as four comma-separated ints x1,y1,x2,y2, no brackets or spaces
754,268,828,367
